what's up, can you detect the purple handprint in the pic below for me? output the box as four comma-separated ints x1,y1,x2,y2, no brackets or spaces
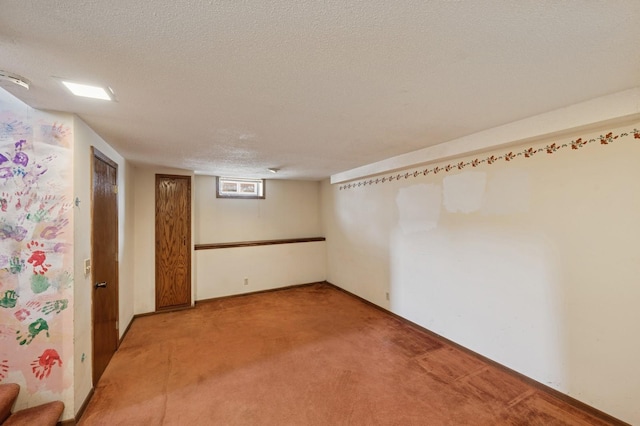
0,223,28,242
0,167,13,179
13,151,29,167
40,217,69,240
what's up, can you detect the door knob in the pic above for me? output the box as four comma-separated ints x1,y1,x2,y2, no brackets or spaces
95,282,107,288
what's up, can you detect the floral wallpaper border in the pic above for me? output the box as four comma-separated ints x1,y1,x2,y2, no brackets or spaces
338,129,640,190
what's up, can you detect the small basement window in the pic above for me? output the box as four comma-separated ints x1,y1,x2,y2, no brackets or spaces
216,177,265,199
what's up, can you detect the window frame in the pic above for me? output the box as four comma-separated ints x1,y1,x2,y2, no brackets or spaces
216,176,265,199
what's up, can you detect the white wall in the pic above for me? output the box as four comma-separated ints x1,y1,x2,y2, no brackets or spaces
194,177,324,299
73,117,135,416
195,176,321,243
132,166,195,314
322,122,640,424
196,242,326,299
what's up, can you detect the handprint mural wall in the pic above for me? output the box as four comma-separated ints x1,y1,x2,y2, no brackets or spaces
0,90,73,400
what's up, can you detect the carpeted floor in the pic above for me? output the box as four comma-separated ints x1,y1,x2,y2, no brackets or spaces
78,283,613,425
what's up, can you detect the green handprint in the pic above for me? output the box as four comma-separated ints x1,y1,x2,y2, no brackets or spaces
26,209,48,222
30,274,50,294
9,256,24,274
41,299,68,315
16,318,49,345
54,271,73,289
0,290,18,308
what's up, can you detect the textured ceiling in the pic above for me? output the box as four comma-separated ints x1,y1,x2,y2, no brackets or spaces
1,1,639,180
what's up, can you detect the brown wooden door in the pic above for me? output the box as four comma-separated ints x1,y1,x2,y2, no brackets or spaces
92,148,119,385
155,174,191,310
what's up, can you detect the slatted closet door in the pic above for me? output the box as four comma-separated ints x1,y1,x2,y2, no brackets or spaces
155,174,191,310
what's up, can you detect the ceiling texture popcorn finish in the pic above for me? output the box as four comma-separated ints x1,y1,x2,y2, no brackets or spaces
0,1,639,180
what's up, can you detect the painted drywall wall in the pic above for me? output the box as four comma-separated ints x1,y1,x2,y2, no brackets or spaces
194,176,321,243
0,89,75,419
72,117,134,416
194,176,324,299
0,88,134,421
132,166,195,314
322,123,640,424
195,242,326,299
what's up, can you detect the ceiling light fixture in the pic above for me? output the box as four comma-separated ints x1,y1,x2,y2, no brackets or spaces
268,168,279,174
62,80,113,100
0,70,30,89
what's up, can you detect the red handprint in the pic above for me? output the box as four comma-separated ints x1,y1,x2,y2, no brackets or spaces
23,193,36,212
31,349,62,380
27,241,50,274
0,359,8,380
14,308,30,321
26,300,42,309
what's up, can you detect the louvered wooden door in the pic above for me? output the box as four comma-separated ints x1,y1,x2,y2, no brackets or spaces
155,174,191,310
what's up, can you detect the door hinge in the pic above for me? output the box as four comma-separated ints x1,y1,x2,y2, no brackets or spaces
113,185,118,194
116,320,119,330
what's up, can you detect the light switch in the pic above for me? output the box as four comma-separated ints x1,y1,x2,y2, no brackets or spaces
84,258,91,277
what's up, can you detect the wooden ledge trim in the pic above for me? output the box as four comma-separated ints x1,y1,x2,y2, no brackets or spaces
195,237,325,250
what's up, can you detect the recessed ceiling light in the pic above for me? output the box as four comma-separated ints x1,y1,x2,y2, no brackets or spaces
62,81,113,100
268,168,279,174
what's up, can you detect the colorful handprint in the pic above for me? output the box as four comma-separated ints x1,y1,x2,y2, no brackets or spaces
27,240,51,274
41,299,68,315
0,290,18,308
40,217,69,240
30,349,62,380
16,318,50,345
0,359,8,381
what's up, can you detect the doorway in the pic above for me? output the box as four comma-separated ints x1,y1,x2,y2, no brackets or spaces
91,147,119,385
155,174,191,310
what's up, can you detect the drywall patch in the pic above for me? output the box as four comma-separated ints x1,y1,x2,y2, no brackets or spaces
443,171,486,213
396,183,441,234
482,168,530,215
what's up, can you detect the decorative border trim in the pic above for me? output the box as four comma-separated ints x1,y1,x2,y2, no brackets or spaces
338,129,640,190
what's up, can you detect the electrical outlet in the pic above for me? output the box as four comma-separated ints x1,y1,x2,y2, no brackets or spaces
244,277,249,286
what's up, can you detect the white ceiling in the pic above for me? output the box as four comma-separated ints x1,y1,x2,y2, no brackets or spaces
1,1,639,180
